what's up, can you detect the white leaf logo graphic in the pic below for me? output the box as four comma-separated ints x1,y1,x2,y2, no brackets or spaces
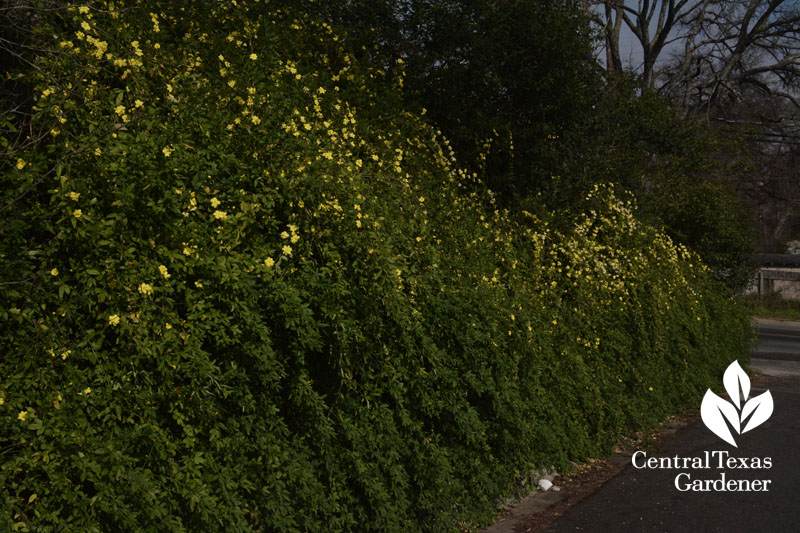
722,360,749,409
700,361,774,447
741,391,774,433
701,390,740,447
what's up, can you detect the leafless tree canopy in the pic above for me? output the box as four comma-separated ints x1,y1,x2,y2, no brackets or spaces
591,0,800,115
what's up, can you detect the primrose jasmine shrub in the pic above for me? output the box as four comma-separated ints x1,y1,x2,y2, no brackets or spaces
1,1,751,532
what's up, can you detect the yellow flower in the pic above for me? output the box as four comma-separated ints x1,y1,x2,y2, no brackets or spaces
108,314,120,326
61,349,70,360
50,268,59,276
162,146,172,157
282,245,292,256
165,323,172,329
138,282,153,295
79,6,89,14
114,105,125,115
18,411,27,421
251,115,261,125
228,80,236,88
0,396,4,406
73,209,82,218
16,159,26,170
83,387,92,395
134,99,144,108
210,197,221,208
195,280,203,288
66,191,80,201
158,265,170,279
249,53,258,60
281,231,289,239
213,210,227,221
183,246,193,256
81,21,91,31
265,257,275,268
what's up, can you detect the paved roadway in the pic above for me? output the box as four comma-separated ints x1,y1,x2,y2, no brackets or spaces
539,317,800,532
750,317,800,378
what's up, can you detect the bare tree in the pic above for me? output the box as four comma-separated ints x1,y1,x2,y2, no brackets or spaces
720,95,800,250
589,0,705,88
592,0,800,114
663,0,800,116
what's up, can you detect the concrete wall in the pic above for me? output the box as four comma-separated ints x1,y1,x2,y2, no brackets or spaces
746,267,800,300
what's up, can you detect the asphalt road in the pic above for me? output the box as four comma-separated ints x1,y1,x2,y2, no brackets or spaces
538,318,800,532
751,318,800,377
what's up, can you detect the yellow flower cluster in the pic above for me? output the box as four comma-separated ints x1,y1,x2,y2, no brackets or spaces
138,283,153,296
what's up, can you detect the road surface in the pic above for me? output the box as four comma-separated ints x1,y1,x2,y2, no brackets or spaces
751,317,800,378
486,317,800,532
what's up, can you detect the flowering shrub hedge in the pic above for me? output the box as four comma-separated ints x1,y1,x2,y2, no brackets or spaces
1,1,752,531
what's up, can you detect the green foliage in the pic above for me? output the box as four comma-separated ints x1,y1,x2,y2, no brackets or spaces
293,0,598,199
1,1,752,531
739,292,800,321
559,81,756,291
291,2,756,291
